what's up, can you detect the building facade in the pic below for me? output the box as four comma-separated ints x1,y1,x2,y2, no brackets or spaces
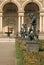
0,0,44,39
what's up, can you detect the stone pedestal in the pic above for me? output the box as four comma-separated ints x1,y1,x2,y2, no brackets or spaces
26,41,39,52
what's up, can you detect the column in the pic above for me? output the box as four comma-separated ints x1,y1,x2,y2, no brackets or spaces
0,13,2,32
43,16,44,32
40,15,43,32
18,15,20,33
22,16,24,24
22,13,24,25
18,13,24,33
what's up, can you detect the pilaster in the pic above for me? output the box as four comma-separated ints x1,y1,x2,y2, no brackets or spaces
0,13,2,32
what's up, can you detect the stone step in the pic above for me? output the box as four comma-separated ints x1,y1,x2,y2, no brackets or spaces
0,38,15,42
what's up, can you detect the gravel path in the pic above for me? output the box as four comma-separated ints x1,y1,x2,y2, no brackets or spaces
0,42,16,65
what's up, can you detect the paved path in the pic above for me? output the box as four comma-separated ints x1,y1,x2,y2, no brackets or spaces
0,41,16,65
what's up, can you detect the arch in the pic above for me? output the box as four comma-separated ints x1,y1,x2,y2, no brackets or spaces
24,2,40,31
24,2,39,13
3,2,18,12
0,0,21,11
22,0,42,11
2,2,18,36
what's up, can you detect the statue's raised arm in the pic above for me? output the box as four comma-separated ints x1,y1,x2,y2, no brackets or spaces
31,15,36,25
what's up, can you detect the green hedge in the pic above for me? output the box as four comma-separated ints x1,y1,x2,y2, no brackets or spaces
15,41,24,65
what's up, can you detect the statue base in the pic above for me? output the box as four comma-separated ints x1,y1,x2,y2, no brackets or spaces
26,41,40,52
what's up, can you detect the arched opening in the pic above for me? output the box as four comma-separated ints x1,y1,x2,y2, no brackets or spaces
24,2,40,31
2,2,18,37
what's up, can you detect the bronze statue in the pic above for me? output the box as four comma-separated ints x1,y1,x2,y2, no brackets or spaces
20,14,39,41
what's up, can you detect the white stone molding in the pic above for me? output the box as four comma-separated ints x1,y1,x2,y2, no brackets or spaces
43,16,44,32
40,12,44,16
19,12,24,25
40,13,44,32
40,14,43,32
18,12,24,33
40,15,42,32
0,13,2,32
22,16,24,24
18,14,21,33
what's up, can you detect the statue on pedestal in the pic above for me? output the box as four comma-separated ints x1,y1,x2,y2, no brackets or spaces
20,13,39,52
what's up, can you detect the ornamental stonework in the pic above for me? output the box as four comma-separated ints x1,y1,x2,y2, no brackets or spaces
0,0,4,5
38,0,43,5
42,0,44,7
17,0,25,5
38,0,44,7
17,0,25,2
